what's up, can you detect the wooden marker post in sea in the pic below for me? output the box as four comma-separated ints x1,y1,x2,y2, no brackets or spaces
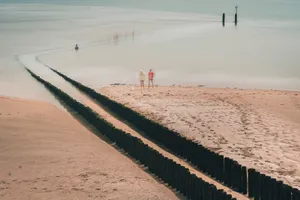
235,5,238,26
222,13,225,26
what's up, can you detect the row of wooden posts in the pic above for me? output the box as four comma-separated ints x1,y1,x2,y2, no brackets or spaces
44,67,300,200
26,68,238,200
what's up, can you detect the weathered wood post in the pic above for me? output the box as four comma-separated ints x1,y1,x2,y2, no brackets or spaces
235,5,238,26
222,13,225,26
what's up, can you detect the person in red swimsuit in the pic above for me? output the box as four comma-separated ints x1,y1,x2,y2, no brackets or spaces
148,69,154,88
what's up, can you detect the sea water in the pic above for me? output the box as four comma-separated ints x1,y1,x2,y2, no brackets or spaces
0,0,299,101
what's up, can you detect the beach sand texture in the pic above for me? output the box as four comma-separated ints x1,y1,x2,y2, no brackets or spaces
0,96,178,200
101,85,300,189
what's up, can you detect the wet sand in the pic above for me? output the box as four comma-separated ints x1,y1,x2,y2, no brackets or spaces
0,96,178,200
101,85,300,189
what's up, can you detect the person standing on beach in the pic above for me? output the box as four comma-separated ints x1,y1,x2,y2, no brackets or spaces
148,69,154,88
140,70,145,89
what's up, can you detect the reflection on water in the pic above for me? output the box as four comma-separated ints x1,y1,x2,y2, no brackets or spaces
41,21,300,91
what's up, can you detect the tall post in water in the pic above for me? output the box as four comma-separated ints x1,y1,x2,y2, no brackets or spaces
235,5,238,26
222,13,225,27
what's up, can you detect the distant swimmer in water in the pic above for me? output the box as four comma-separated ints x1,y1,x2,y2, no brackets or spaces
75,44,79,51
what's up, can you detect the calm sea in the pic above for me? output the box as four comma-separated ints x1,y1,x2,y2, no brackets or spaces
0,0,299,100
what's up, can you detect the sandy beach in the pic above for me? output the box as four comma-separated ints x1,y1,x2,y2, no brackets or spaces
1,1,300,199
0,96,178,200
101,85,300,189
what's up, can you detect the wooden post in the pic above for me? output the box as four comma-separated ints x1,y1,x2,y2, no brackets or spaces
235,5,238,26
235,13,237,26
222,13,225,27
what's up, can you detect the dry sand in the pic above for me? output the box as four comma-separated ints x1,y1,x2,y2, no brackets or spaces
82,97,249,200
0,96,178,200
100,85,300,189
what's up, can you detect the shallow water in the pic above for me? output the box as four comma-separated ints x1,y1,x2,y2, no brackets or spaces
0,1,299,102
